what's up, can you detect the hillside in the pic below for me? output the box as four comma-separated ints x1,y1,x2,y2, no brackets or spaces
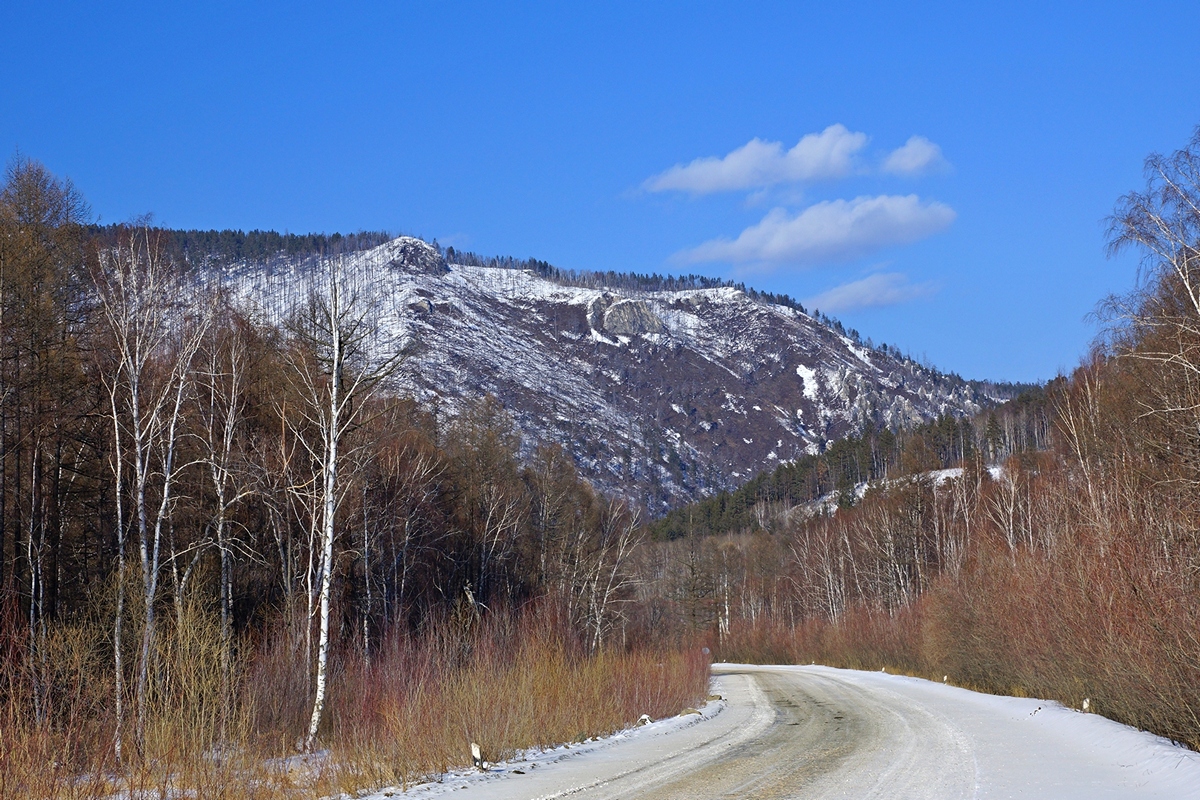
207,235,1011,509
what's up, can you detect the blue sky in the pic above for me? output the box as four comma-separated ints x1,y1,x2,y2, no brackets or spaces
4,1,1199,383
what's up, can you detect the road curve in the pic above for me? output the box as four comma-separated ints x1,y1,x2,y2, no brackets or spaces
385,664,1200,800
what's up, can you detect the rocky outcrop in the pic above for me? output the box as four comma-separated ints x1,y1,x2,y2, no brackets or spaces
386,237,448,275
603,299,667,337
587,293,613,330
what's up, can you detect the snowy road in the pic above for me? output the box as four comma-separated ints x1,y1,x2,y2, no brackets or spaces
377,664,1200,799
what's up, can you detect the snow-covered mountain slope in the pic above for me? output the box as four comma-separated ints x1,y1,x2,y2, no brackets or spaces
219,237,1002,510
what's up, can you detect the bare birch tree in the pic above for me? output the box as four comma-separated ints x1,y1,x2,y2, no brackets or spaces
284,253,403,751
1108,128,1200,481
1109,129,1200,341
92,224,210,746
583,499,642,650
193,306,256,702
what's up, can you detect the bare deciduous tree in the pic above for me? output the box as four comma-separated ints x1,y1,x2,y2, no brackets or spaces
284,253,403,751
193,305,256,703
92,224,211,748
1108,128,1200,483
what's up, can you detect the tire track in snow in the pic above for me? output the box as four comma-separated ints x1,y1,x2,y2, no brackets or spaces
376,665,1200,800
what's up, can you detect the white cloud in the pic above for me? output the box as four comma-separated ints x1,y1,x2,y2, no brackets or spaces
644,125,868,194
882,135,947,176
675,194,956,266
805,272,936,313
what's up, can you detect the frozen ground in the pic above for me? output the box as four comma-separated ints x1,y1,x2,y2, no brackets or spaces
364,664,1200,799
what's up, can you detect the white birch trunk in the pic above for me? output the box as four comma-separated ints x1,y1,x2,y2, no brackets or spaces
306,261,343,750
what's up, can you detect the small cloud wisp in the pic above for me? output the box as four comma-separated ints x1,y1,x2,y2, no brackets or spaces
882,135,948,176
644,124,868,194
805,272,937,313
676,194,955,267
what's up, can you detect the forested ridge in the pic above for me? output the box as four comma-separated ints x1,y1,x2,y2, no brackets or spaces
651,387,1050,541
116,224,1020,404
88,224,393,269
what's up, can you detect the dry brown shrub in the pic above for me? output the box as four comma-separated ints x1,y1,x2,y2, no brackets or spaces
0,599,707,799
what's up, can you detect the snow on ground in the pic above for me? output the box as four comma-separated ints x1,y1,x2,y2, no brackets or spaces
928,465,1006,485
796,364,819,401
359,665,1200,800
806,666,1200,799
358,700,725,799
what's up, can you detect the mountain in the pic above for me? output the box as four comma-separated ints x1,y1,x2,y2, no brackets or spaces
208,235,1008,511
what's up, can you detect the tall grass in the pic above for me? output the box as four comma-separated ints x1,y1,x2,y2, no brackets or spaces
316,609,709,794
0,601,709,799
